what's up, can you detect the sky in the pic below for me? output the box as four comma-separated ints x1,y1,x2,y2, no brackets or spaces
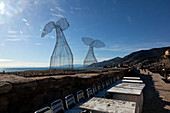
0,0,170,67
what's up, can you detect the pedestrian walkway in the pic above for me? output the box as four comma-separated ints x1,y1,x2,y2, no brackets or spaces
139,69,170,113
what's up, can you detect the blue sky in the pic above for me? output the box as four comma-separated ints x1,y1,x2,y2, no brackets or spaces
0,0,170,67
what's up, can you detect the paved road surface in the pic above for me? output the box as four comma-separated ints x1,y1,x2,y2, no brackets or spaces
139,69,170,113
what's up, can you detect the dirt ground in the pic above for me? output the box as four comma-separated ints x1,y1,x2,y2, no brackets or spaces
140,69,170,113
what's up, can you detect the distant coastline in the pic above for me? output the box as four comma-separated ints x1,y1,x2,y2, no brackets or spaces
0,66,101,72
0,67,50,72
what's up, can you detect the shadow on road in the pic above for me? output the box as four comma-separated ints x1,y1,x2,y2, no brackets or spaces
140,70,170,113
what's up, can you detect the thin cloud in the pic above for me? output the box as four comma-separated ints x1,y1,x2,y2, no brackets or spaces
74,59,83,64
51,13,64,18
97,57,113,62
155,42,170,47
6,34,32,41
6,35,19,38
7,38,21,41
35,43,41,46
135,48,150,51
0,62,48,67
8,30,18,34
0,59,13,62
101,47,152,52
56,6,65,13
6,34,31,38
100,47,142,52
100,48,123,51
101,41,170,53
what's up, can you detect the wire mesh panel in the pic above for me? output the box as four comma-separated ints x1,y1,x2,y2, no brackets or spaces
84,46,98,67
82,37,105,68
41,18,73,69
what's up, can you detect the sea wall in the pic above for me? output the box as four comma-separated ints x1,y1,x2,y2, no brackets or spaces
0,68,130,113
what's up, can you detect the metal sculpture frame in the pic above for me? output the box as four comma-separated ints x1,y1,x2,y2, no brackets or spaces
41,18,73,69
82,37,105,68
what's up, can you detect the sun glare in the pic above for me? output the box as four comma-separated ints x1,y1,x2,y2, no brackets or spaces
0,2,5,10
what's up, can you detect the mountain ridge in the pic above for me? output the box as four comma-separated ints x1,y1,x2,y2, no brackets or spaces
91,46,170,67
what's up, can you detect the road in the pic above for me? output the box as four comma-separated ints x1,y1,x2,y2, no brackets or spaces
139,69,170,113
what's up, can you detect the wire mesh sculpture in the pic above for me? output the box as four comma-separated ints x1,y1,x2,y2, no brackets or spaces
82,37,105,68
41,18,73,69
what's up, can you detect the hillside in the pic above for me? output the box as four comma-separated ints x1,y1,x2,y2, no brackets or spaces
90,57,122,67
91,46,170,67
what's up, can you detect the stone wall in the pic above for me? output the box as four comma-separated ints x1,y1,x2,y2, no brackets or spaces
0,68,129,113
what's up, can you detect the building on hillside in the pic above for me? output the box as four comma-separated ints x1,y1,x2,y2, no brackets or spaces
165,49,170,56
164,49,170,62
162,49,170,81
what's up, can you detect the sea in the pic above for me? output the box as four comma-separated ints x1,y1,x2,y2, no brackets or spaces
0,66,99,72
0,67,50,72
